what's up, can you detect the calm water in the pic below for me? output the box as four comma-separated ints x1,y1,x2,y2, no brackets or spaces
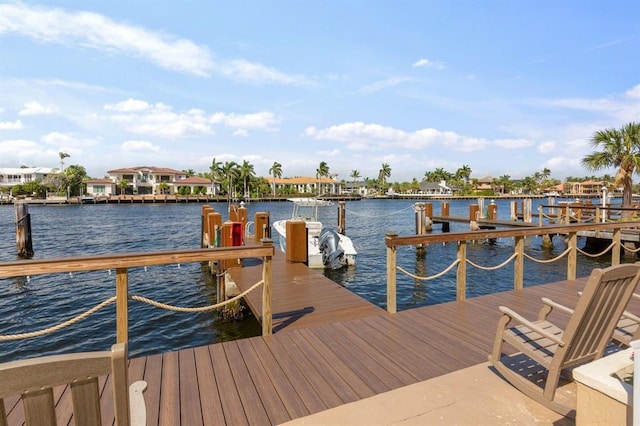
0,198,617,362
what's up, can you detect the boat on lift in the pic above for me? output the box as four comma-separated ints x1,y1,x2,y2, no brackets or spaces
272,198,357,269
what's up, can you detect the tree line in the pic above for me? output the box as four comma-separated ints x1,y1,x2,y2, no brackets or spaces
7,122,639,202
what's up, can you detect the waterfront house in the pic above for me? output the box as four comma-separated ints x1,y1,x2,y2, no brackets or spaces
0,167,58,193
174,176,217,195
344,180,371,196
106,166,218,195
269,176,342,195
85,178,116,197
419,180,452,195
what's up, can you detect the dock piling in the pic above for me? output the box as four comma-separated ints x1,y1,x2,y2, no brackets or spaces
15,202,34,258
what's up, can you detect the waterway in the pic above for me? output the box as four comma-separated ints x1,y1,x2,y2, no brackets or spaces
0,197,618,362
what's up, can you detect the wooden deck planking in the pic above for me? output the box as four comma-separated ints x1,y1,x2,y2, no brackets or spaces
13,273,640,425
228,253,386,331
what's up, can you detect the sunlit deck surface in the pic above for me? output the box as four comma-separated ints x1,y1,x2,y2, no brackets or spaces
7,259,631,425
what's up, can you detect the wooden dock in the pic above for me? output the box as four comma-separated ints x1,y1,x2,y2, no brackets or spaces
227,253,386,332
5,269,623,425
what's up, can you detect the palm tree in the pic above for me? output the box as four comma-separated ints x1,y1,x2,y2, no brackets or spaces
59,152,70,171
209,157,223,195
378,163,391,187
268,161,282,197
582,122,640,211
456,164,472,184
316,161,330,195
221,161,239,202
350,170,360,183
238,160,255,199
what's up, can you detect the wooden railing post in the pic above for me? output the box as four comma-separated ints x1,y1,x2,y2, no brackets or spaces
456,241,467,301
538,205,543,226
115,267,128,344
612,227,621,266
261,238,273,335
514,236,524,290
567,231,577,280
386,233,398,313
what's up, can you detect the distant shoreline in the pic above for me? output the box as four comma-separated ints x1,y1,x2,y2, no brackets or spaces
0,192,613,206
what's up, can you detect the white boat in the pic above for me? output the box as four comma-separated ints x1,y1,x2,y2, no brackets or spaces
272,198,357,269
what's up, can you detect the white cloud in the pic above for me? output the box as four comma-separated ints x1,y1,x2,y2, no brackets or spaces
306,122,487,152
318,148,341,157
0,3,311,85
412,58,446,70
42,131,98,148
105,101,214,137
19,101,56,115
360,77,412,94
233,129,249,137
626,85,640,99
104,98,150,112
0,120,23,130
537,141,556,154
210,111,279,129
121,140,160,152
493,138,534,149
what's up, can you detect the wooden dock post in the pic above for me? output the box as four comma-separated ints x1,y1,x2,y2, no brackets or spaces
386,232,398,313
337,201,346,235
15,202,34,258
487,200,497,220
261,238,273,336
286,221,307,264
441,202,449,217
414,203,429,254
254,212,270,243
201,205,214,247
469,204,480,231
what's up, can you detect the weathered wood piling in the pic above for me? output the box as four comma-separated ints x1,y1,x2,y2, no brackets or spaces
15,203,34,258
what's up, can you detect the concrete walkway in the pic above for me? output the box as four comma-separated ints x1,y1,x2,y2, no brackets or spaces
279,362,574,425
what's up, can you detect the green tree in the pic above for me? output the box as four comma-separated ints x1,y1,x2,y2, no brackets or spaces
268,161,282,197
221,161,239,202
64,164,88,197
118,178,129,195
378,163,391,187
42,173,69,196
316,161,330,195
350,169,360,182
59,152,70,171
209,157,223,195
455,164,472,183
182,169,196,177
238,160,255,199
158,182,170,194
582,122,640,210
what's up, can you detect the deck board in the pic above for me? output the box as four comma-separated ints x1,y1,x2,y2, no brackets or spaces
228,253,387,331
11,266,639,425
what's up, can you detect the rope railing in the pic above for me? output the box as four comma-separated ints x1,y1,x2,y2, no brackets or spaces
523,247,572,263
0,279,267,342
131,279,264,312
466,253,517,271
396,259,460,281
0,242,276,344
385,221,638,313
0,296,117,341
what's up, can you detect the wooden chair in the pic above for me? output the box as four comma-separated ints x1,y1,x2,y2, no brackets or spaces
488,263,640,417
0,343,147,426
612,293,640,346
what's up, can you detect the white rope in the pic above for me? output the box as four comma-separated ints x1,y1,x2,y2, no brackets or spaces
576,242,617,257
466,253,517,271
345,204,416,218
396,259,460,281
130,280,264,312
0,296,117,341
0,279,265,340
523,247,571,263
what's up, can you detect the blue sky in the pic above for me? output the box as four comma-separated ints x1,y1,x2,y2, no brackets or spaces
0,1,638,182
